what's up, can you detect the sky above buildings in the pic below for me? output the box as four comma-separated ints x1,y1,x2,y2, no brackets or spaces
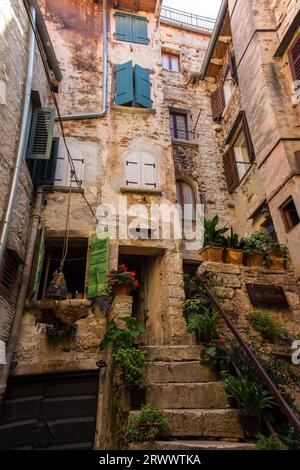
163,0,222,19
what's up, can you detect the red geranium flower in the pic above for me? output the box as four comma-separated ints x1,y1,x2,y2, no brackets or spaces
120,264,127,272
217,338,225,343
133,280,139,288
130,271,136,278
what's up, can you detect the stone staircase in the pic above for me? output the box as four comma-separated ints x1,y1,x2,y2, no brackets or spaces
129,346,255,451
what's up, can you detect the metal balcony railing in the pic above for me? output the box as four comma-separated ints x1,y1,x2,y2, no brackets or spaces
160,5,215,32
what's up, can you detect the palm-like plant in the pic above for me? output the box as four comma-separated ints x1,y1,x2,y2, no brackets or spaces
204,215,228,247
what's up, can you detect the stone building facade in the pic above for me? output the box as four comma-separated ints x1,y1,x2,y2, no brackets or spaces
0,0,300,451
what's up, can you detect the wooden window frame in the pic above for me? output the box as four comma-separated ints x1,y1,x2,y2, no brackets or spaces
280,196,300,233
170,112,189,140
288,33,300,83
0,251,21,303
162,52,180,72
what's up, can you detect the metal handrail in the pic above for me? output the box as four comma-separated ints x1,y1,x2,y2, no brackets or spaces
160,6,215,32
198,277,300,437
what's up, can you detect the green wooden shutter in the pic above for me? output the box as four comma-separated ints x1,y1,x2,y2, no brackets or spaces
115,13,133,42
34,137,59,186
134,65,152,108
133,16,148,45
27,226,45,300
115,61,134,106
87,233,109,299
27,107,55,160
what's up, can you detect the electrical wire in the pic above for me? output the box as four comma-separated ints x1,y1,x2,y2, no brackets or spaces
22,0,99,224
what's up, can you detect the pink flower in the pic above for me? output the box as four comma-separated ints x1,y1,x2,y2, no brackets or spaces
120,264,127,272
133,280,139,288
130,271,136,278
217,338,225,343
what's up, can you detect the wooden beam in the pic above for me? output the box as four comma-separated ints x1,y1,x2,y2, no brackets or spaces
218,35,232,44
210,58,223,66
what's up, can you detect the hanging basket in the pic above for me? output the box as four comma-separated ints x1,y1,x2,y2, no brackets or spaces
46,271,68,300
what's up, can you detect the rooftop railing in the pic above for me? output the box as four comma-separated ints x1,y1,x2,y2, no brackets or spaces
160,5,215,32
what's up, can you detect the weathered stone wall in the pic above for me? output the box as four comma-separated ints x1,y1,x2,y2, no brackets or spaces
0,0,51,341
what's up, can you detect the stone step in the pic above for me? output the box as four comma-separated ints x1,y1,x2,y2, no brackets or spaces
146,361,217,383
129,409,243,439
143,345,201,362
146,382,228,409
129,440,255,451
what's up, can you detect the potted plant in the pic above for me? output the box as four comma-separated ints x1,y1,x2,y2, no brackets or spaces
200,337,230,373
185,304,219,343
224,228,244,265
200,216,228,262
247,311,288,343
223,376,274,438
265,240,289,270
242,232,268,267
106,264,139,296
127,404,171,443
113,347,149,409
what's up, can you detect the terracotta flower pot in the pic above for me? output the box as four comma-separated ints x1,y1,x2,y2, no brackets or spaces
200,246,224,262
75,292,84,299
114,284,131,296
267,253,285,270
225,248,244,265
244,252,264,267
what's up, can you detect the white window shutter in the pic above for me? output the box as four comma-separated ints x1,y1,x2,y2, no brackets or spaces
66,157,84,188
141,153,156,188
125,152,141,187
54,154,68,186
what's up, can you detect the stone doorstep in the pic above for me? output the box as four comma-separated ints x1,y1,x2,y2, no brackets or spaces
142,345,202,362
146,361,217,383
129,409,244,439
146,382,228,409
129,441,255,451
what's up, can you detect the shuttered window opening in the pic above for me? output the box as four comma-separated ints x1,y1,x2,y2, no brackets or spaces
26,107,55,160
228,48,238,84
280,196,300,232
115,13,148,45
210,86,226,120
125,152,157,189
54,152,84,188
115,61,152,108
170,112,188,140
0,250,21,304
27,137,60,187
87,233,109,299
222,147,240,192
288,33,300,83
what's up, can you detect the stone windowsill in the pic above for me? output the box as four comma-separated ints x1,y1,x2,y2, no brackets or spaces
120,186,163,195
111,105,156,115
172,138,199,147
25,298,93,309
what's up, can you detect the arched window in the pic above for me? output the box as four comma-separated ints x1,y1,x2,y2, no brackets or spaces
176,180,196,221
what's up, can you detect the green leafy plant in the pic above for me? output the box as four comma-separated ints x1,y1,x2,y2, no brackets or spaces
241,232,269,256
183,298,206,316
223,376,274,416
45,324,77,340
200,338,230,372
204,215,228,247
127,404,171,443
278,423,300,450
113,347,148,389
255,434,286,450
247,311,288,341
99,316,147,350
187,307,219,338
225,227,241,249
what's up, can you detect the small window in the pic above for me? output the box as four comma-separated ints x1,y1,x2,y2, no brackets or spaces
162,52,180,72
288,33,300,85
115,13,148,45
125,152,157,189
233,130,251,180
176,180,196,221
223,68,234,105
0,251,20,303
280,197,300,232
170,112,188,140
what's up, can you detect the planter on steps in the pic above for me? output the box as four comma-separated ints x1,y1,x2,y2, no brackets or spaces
238,414,262,439
200,246,224,263
244,252,264,267
225,248,244,265
266,253,285,270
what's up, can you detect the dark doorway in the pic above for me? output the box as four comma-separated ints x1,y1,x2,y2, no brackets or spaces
0,371,99,450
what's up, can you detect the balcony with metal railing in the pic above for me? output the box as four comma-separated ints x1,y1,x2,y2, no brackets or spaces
160,5,215,32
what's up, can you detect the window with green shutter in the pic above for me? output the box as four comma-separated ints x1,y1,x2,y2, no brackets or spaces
115,62,152,108
115,13,148,45
26,107,55,160
29,137,60,186
86,233,109,299
27,226,45,300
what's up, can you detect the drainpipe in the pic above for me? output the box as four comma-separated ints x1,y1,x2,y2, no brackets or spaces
199,0,228,80
59,0,108,122
0,5,36,268
0,186,44,402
